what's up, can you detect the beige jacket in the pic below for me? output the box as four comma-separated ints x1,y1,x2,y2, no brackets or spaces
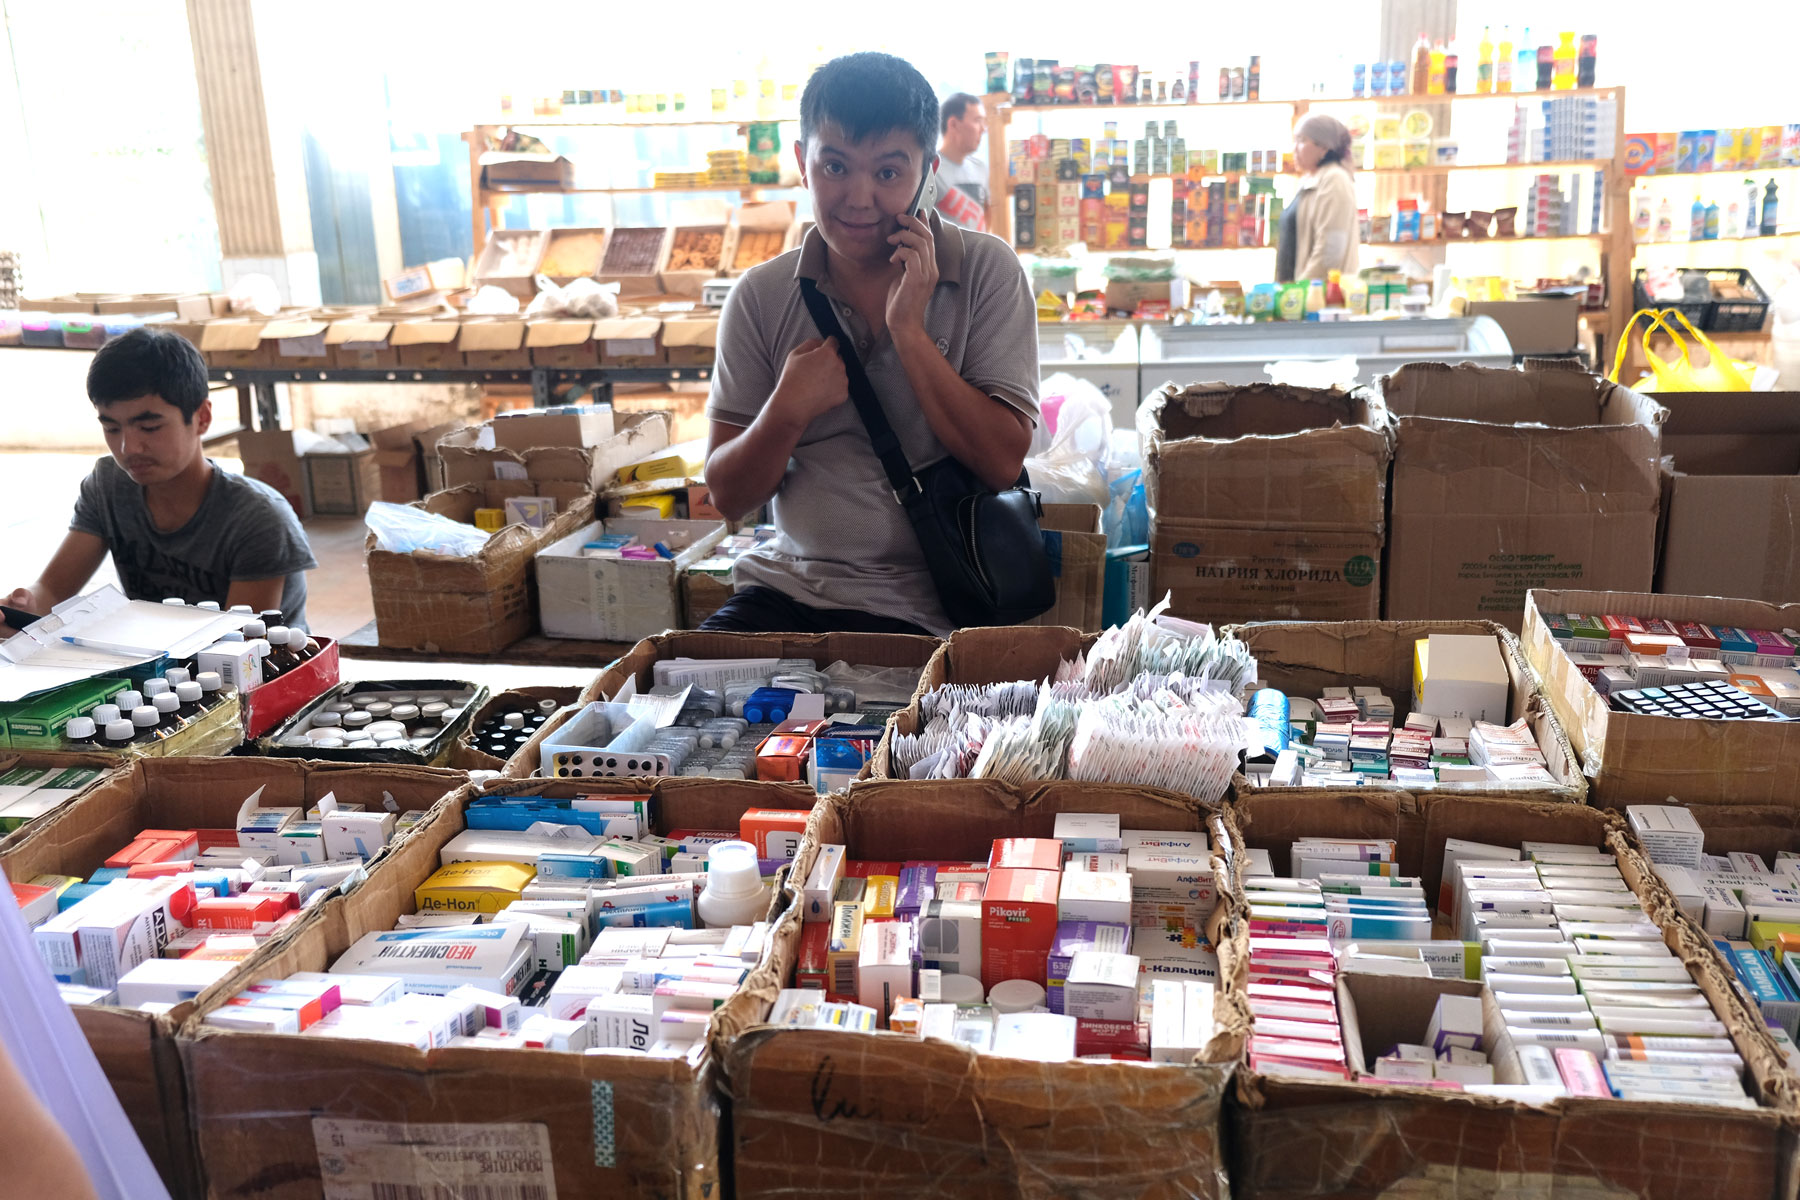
1292,162,1360,281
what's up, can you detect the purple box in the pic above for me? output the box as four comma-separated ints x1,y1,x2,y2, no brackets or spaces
896,863,937,923
1046,921,1131,1014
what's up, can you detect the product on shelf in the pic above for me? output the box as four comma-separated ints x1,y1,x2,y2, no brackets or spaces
600,228,668,276
666,229,725,272
732,230,785,270
1539,612,1800,719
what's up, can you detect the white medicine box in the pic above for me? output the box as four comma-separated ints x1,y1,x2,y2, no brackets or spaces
535,518,728,642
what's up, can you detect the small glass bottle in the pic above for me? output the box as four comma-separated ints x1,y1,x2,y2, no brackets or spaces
174,681,205,720
65,716,99,749
196,671,227,706
143,678,171,699
102,719,136,750
114,688,143,713
164,667,192,686
130,705,162,744
266,627,301,676
91,703,122,727
152,691,184,732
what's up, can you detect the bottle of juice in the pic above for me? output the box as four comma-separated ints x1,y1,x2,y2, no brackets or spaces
1412,32,1432,94
1577,35,1597,88
1516,28,1535,91
1428,40,1447,94
1553,32,1576,90
1444,53,1459,93
1477,27,1494,93
1497,26,1514,92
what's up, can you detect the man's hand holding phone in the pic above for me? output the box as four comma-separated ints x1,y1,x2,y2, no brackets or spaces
886,212,939,335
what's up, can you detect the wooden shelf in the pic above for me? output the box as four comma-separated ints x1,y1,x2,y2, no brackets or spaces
488,183,798,197
1307,85,1623,105
475,115,797,129
992,85,1623,116
1367,234,1607,246
1638,165,1800,179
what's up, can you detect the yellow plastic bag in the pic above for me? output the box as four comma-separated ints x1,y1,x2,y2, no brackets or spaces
1610,307,1754,391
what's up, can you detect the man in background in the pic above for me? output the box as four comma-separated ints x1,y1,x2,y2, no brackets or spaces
935,92,989,232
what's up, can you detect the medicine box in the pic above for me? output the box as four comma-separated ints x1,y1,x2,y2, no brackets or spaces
982,868,1061,988
1414,634,1510,724
535,518,729,642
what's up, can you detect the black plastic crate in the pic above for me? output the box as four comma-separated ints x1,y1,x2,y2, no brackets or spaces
1632,269,1709,329
1634,267,1770,333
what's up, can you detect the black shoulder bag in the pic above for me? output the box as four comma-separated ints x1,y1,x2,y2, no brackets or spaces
797,277,1055,628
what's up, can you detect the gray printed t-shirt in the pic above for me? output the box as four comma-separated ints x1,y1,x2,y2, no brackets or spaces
706,213,1041,636
71,456,318,629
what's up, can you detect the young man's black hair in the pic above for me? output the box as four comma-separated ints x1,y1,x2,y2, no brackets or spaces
87,327,209,421
799,51,937,155
940,92,979,134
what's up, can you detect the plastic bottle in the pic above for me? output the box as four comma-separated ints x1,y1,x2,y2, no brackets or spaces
1746,179,1761,234
1764,180,1780,236
1305,278,1326,314
1444,53,1458,94
1655,198,1674,242
1535,42,1554,91
1411,32,1432,95
1496,27,1514,92
64,716,99,750
1553,33,1576,90
1577,35,1597,88
1476,27,1494,93
695,841,768,928
1689,196,1706,241
1427,41,1446,94
1725,202,1742,239
1633,195,1652,240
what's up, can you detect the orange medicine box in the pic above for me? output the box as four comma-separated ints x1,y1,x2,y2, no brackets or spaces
990,838,1064,872
739,807,809,860
105,829,199,869
191,893,295,929
797,922,831,991
982,867,1062,989
754,736,811,784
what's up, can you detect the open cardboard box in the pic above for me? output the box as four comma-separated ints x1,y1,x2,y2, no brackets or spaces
472,229,549,300
659,205,733,296
457,317,531,368
592,313,665,366
446,685,583,775
537,226,610,283
1223,789,1800,1200
598,227,670,300
324,317,396,368
175,774,811,1200
260,315,332,368
534,517,730,643
722,778,1245,1200
198,316,272,367
526,318,598,368
0,757,467,1198
388,318,463,368
0,750,120,852
1026,503,1107,631
439,410,670,494
728,201,796,275
660,312,718,366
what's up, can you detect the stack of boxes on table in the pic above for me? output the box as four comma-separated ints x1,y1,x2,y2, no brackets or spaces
19,786,418,1010
1242,632,1559,790
1240,826,1756,1104
769,814,1219,1063
202,793,794,1053
1543,612,1800,718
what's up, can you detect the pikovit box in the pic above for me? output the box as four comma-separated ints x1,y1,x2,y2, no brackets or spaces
1141,382,1392,624
1379,362,1665,629
1654,392,1800,605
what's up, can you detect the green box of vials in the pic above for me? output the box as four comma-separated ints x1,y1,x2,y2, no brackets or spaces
0,676,129,749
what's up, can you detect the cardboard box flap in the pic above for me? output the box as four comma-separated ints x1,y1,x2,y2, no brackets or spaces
1381,362,1668,431
324,319,393,345
388,320,461,346
737,200,797,231
197,319,268,351
1040,503,1103,535
1658,392,1800,476
590,317,662,340
660,317,719,348
524,320,595,348
457,320,527,351
258,318,329,342
1143,381,1384,443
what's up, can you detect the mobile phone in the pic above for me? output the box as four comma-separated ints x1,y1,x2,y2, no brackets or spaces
906,162,941,220
1,604,41,630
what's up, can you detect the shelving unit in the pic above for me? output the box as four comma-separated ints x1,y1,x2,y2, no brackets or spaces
982,84,1634,353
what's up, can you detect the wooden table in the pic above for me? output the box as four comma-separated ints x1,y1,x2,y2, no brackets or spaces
337,620,636,668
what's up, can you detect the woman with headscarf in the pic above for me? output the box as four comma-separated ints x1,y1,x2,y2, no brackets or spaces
1276,113,1360,284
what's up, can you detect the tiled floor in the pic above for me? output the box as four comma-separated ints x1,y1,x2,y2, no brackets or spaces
1,451,596,689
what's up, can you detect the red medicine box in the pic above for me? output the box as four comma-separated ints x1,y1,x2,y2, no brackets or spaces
989,838,1064,872
981,867,1061,988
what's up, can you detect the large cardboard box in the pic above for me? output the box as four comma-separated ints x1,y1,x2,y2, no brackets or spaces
389,318,463,369
592,315,665,367
0,757,466,1198
491,406,615,453
1381,362,1666,628
177,775,812,1200
681,569,734,629
1225,619,1586,804
303,449,381,516
458,317,532,369
525,318,598,368
535,517,730,642
1466,294,1582,355
661,314,719,367
1142,382,1391,624
369,421,430,504
1523,588,1800,808
260,315,332,369
1224,790,1797,1200
441,410,670,493
446,685,582,774
325,317,396,368
365,481,593,656
0,750,119,852
581,629,942,707
198,316,271,367
1656,391,1800,604
723,778,1244,1200
1027,502,1107,631
233,430,310,519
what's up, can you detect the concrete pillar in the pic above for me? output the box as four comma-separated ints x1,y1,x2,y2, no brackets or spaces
185,0,320,305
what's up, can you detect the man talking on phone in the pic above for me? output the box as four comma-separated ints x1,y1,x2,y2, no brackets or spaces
701,52,1039,636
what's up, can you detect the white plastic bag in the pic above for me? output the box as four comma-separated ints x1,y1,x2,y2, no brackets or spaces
525,276,620,319
365,502,492,557
466,285,522,315
1263,355,1360,390
1026,373,1114,507
225,273,281,316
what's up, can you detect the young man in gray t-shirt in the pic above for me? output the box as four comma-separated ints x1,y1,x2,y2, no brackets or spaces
4,328,317,634
703,53,1040,637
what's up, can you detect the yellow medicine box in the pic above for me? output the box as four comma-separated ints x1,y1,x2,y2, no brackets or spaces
414,861,536,913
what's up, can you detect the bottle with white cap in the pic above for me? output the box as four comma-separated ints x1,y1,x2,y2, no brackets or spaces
174,681,205,720
64,716,99,750
266,627,301,676
143,678,171,698
695,840,769,928
113,688,143,712
228,604,254,615
164,667,192,686
91,703,121,727
197,600,221,611
129,705,162,744
196,671,227,706
152,691,184,732
102,719,135,750
162,597,187,606
248,638,278,682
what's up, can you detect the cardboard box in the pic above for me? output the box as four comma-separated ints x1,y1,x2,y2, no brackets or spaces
591,316,665,367
681,569,734,628
304,449,381,516
580,629,942,708
724,778,1240,1199
0,756,465,1197
259,316,332,368
727,201,798,276
661,315,719,367
198,317,271,367
447,685,582,775
388,319,463,369
439,410,669,495
490,407,615,454
1380,363,1666,629
324,318,397,368
478,153,573,191
660,222,730,296
1226,619,1585,803
537,227,610,284
365,481,594,656
1226,789,1793,1200
1656,392,1800,605
1142,382,1391,623
535,518,730,642
525,319,598,368
1466,296,1582,355
178,774,809,1200
414,423,466,495
458,318,532,369
1024,503,1106,631
1524,589,1800,808
234,430,310,519
367,422,429,503
472,229,549,300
